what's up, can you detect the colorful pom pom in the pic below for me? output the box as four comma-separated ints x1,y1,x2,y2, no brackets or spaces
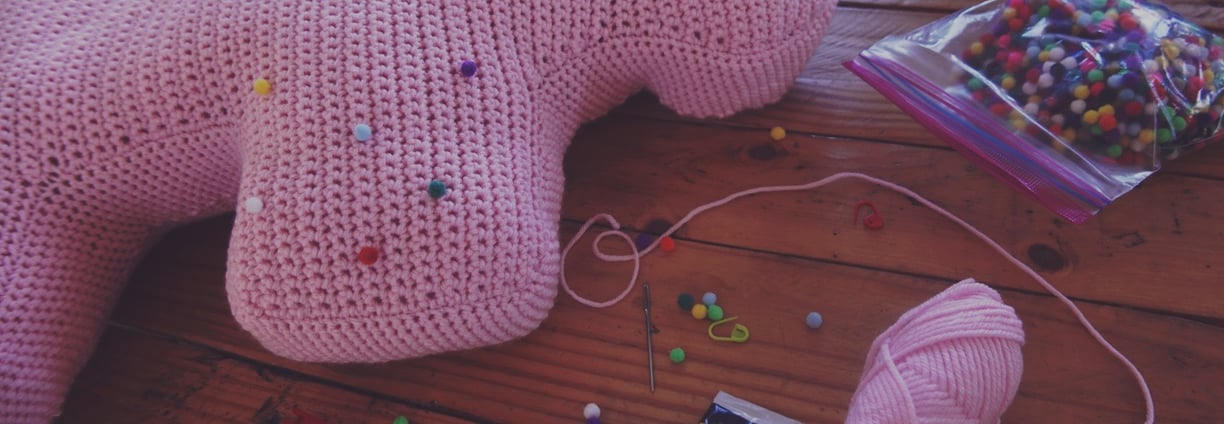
669,348,686,363
659,236,676,252
634,233,653,251
583,403,600,419
678,293,695,310
459,60,478,77
428,179,447,199
769,126,787,141
358,246,380,265
252,78,272,96
691,304,708,320
353,124,372,142
806,311,823,329
244,196,264,214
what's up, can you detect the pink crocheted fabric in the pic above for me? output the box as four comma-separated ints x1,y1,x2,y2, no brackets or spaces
0,0,834,421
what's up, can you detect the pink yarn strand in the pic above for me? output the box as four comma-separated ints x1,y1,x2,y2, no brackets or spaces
560,213,641,307
560,171,1153,423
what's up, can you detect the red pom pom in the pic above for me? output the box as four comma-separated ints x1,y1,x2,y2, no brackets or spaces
1090,81,1106,97
1124,101,1144,117
997,35,1012,48
1186,76,1205,96
990,102,1012,117
660,236,676,252
357,246,380,265
1099,114,1117,131
1008,18,1025,32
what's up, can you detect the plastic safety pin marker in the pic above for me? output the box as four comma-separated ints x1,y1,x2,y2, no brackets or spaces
708,316,750,343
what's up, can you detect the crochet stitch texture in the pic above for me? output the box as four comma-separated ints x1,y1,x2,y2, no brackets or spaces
0,1,835,421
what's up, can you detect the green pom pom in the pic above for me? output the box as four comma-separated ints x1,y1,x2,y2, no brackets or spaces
707,304,724,321
677,293,694,310
1157,128,1173,143
967,78,984,91
669,348,685,363
428,179,447,198
393,416,410,424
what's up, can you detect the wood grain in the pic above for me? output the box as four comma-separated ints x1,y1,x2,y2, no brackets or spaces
60,325,474,424
563,114,1224,320
79,214,1224,423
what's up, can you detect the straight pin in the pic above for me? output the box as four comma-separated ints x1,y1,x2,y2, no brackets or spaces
644,283,656,393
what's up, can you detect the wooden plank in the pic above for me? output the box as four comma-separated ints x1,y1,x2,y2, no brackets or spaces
72,214,1224,423
61,325,475,424
615,6,1224,179
563,114,1224,320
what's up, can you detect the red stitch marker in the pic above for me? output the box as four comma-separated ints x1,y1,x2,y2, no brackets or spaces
854,200,884,230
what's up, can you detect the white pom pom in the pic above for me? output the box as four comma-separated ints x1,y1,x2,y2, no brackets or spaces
583,403,600,419
244,196,264,214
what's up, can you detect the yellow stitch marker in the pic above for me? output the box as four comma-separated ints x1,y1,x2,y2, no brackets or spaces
708,316,750,343
253,78,272,96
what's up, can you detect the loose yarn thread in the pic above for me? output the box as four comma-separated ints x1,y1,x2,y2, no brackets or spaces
560,171,1154,423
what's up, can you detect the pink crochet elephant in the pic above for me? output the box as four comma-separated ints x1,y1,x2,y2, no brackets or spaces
0,0,835,420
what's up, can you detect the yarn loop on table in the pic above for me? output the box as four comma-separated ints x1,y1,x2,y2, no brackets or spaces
561,172,1153,424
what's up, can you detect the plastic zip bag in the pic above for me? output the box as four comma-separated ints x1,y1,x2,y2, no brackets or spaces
846,0,1224,223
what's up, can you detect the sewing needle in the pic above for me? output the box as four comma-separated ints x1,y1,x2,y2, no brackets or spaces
644,283,656,393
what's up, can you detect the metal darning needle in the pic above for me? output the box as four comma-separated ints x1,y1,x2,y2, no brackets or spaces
644,283,656,393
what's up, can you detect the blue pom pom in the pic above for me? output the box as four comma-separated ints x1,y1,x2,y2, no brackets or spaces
702,292,717,306
353,124,372,142
805,312,823,329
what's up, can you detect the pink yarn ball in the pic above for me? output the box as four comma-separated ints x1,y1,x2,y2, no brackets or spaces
846,280,1025,423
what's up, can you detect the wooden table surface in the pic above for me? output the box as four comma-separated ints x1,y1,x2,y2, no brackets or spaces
61,1,1224,423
